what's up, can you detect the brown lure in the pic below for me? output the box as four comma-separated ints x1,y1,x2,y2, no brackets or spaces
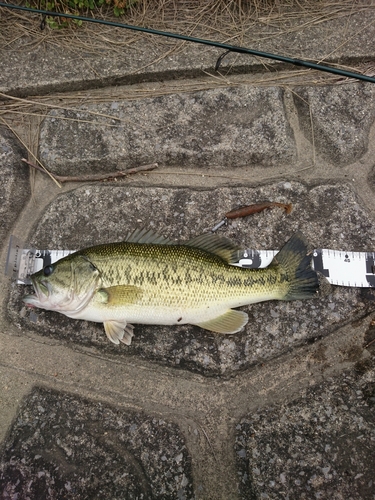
225,201,293,219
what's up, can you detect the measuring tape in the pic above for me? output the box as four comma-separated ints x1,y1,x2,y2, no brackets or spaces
5,236,75,285
5,235,375,288
233,248,375,288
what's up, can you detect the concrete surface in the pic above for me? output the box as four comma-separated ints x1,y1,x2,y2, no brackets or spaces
1,7,374,96
38,87,296,174
1,4,375,499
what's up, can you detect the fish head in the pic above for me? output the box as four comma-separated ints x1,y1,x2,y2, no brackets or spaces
23,254,101,315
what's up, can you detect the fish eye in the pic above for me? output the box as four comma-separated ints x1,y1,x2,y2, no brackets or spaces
43,265,54,277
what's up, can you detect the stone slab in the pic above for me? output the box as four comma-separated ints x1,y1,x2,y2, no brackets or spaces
235,356,375,500
1,9,374,96
0,386,193,499
7,182,375,377
0,126,30,243
38,86,295,174
294,83,375,165
1,4,375,498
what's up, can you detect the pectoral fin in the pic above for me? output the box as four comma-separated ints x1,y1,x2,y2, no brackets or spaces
104,320,134,345
194,309,248,334
97,285,142,306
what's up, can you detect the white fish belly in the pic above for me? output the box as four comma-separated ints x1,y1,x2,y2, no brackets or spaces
65,302,222,326
65,289,279,326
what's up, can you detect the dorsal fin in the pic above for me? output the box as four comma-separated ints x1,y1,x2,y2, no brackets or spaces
125,228,174,245
185,233,242,263
125,229,242,263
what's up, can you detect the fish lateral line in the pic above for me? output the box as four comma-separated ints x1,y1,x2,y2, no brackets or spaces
21,231,319,346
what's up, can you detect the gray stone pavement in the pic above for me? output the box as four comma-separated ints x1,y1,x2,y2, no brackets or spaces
1,5,375,499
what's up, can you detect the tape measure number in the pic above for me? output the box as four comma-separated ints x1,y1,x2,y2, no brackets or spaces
5,236,375,288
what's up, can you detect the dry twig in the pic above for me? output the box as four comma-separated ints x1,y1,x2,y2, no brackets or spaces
21,158,158,183
0,116,62,188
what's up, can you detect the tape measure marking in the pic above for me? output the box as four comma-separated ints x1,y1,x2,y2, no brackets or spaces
5,236,375,288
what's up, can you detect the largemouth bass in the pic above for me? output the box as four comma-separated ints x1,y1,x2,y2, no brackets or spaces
23,229,319,345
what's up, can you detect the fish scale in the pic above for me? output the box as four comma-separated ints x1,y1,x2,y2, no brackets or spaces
84,244,276,306
23,230,318,346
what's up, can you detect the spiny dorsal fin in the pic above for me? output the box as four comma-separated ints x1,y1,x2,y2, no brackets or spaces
125,228,174,245
125,229,242,263
186,233,242,263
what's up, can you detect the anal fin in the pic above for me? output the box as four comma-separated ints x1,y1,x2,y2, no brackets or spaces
104,320,134,345
194,309,248,334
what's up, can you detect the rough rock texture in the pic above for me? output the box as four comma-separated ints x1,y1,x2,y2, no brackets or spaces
38,86,296,174
2,8,375,497
1,10,374,96
0,387,193,500
7,182,375,377
235,357,375,500
0,126,30,242
293,83,375,165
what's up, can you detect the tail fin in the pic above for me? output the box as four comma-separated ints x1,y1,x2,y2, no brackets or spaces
272,232,319,301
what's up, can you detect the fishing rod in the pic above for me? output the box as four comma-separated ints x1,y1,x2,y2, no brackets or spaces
1,2,375,84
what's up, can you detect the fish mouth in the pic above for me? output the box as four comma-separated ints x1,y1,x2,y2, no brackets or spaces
23,278,49,308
